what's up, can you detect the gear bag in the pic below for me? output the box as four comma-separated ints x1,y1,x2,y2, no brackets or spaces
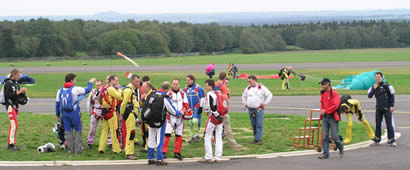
0,84,5,105
100,85,115,120
141,93,168,128
214,90,228,116
122,87,136,120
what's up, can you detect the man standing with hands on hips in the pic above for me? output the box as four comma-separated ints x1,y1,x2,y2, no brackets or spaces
241,75,272,145
318,78,343,159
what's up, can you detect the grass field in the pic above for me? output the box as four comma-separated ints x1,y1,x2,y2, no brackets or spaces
7,67,410,98
2,48,410,67
0,112,370,161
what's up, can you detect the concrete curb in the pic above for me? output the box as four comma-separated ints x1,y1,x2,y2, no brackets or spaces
0,130,400,166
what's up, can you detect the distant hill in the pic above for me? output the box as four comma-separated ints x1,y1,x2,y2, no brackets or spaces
0,9,409,25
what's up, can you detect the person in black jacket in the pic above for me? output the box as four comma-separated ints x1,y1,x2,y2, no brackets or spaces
368,72,396,147
4,69,27,151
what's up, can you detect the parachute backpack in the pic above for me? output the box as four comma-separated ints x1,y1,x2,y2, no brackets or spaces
59,87,78,112
141,93,168,128
214,90,229,116
99,84,115,120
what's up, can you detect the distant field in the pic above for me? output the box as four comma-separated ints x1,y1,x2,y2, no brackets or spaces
2,48,410,67
6,67,410,98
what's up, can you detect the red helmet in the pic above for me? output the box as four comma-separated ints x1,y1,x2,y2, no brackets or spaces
182,107,193,120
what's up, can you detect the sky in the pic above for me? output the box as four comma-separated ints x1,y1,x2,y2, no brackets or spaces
0,0,409,16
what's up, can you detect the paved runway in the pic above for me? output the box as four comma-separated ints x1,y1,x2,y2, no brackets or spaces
2,61,410,74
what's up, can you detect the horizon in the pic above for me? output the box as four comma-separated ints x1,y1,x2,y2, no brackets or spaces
1,0,409,17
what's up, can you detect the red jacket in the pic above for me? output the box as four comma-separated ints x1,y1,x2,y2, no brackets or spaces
320,88,340,121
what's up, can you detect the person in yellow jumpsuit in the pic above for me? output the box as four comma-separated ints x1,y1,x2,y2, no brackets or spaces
227,64,233,79
340,99,375,144
120,74,141,160
98,75,123,154
279,66,295,90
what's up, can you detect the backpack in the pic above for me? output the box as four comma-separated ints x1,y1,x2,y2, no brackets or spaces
339,95,352,106
0,85,5,105
278,68,285,77
141,93,168,128
59,87,77,112
122,87,136,120
0,79,12,105
214,90,229,116
100,85,115,120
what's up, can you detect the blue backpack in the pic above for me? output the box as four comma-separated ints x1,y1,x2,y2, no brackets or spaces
59,87,78,112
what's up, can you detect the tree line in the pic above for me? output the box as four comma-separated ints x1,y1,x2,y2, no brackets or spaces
0,18,408,58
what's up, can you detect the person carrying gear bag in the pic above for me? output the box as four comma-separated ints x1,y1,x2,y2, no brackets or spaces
241,75,272,145
199,79,228,163
86,80,112,149
98,75,123,154
339,96,375,144
120,74,140,160
2,69,27,151
141,82,181,166
56,73,95,154
279,66,296,90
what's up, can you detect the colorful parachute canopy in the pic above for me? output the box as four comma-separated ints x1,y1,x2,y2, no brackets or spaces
0,74,35,84
238,73,293,79
334,70,384,90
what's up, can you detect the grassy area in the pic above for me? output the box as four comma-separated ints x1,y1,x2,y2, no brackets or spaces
0,112,370,161
6,67,410,98
2,48,410,67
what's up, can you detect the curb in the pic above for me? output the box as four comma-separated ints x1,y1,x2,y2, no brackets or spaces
0,130,400,166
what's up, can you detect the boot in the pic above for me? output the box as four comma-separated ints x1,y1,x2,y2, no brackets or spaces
7,144,20,151
65,131,74,153
174,153,183,161
74,131,83,154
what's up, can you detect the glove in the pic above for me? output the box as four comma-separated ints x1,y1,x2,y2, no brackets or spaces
198,107,203,114
176,110,182,117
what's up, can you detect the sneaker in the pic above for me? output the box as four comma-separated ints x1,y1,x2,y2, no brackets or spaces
7,144,20,151
195,135,201,142
391,142,397,147
174,153,183,161
126,155,138,160
370,142,380,147
256,141,263,145
339,151,344,158
250,140,258,144
198,158,214,163
148,160,157,165
99,151,105,154
88,144,92,149
156,160,168,166
317,155,329,159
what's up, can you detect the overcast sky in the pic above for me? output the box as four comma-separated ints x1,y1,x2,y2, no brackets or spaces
1,0,409,16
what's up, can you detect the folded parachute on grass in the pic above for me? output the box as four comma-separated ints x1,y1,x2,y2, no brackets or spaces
237,73,293,79
334,70,384,90
0,74,35,85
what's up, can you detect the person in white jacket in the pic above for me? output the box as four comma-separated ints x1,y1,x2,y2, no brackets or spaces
199,79,225,163
241,75,272,145
86,80,111,149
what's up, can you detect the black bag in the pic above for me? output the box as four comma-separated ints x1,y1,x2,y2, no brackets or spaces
141,93,168,128
122,87,136,120
339,95,352,105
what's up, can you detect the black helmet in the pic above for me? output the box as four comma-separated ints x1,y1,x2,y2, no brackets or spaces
18,93,28,105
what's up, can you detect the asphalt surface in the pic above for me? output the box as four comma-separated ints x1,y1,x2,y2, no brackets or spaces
1,95,410,169
2,61,410,74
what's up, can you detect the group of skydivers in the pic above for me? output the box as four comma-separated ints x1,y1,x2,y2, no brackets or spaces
53,71,238,165
1,68,397,163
